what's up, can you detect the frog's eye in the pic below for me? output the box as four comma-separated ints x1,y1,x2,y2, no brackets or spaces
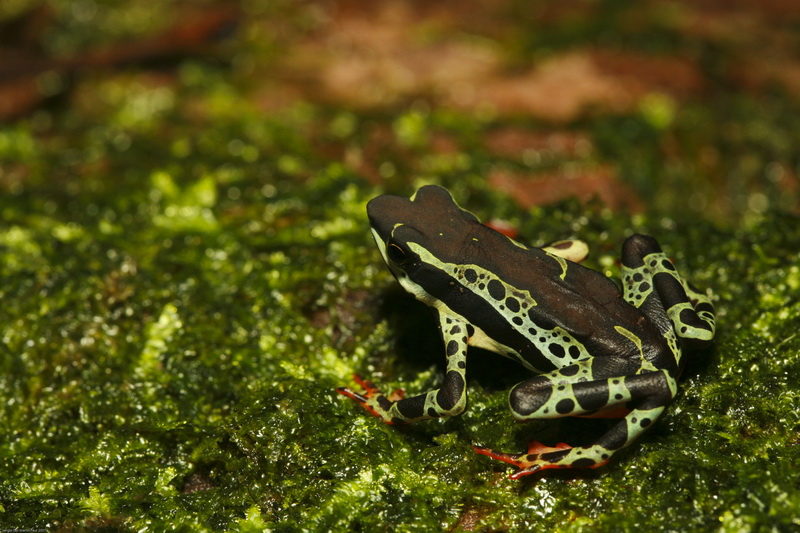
387,242,408,265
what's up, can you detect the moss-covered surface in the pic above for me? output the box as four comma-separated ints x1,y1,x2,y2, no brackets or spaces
1,1,800,531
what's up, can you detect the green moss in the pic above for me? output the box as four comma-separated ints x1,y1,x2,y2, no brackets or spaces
2,1,800,531
3,123,799,528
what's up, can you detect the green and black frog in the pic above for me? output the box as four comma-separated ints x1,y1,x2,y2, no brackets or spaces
339,185,716,478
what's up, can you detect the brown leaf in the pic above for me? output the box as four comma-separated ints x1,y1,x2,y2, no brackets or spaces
489,166,642,211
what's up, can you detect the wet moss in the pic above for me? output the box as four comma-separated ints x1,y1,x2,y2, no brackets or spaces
2,1,800,531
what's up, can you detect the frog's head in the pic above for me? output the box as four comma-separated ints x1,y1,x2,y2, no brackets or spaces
367,185,480,302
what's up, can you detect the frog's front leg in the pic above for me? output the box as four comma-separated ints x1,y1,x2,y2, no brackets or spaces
338,310,469,425
474,358,676,478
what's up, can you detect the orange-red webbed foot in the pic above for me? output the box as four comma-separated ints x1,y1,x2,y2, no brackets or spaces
337,374,404,424
473,441,578,479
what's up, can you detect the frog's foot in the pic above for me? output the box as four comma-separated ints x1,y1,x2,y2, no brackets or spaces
337,374,405,425
473,441,604,479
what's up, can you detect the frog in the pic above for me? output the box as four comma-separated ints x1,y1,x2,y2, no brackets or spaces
338,185,716,478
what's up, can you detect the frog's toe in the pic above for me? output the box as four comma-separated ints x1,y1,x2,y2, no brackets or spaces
473,446,550,478
474,441,601,478
336,385,367,403
337,374,381,414
337,374,405,401
337,374,406,424
337,386,387,422
472,445,530,469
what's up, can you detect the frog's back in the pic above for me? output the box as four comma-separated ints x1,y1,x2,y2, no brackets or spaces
367,185,664,373
458,223,663,371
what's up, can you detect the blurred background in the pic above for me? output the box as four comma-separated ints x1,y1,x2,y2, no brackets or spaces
2,0,799,224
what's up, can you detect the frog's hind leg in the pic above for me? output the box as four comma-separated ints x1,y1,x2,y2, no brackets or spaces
474,359,676,477
474,399,667,478
621,234,715,350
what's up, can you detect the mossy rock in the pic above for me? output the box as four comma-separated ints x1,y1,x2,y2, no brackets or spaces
2,1,800,531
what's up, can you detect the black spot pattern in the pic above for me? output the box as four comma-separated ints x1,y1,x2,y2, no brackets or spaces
446,340,459,356
574,381,609,411
603,423,629,450
396,395,426,419
505,297,520,312
509,379,552,416
549,343,565,358
487,279,505,300
560,365,579,377
556,398,575,414
464,268,478,283
542,449,571,464
436,371,465,411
